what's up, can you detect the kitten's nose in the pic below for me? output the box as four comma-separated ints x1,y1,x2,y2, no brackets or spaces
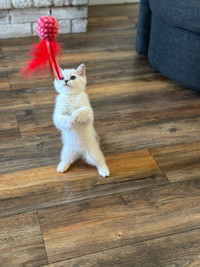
65,80,68,84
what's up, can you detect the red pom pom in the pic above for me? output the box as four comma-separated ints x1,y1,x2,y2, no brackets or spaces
21,15,63,80
37,16,59,40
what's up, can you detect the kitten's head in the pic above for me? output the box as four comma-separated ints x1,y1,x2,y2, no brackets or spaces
54,64,87,94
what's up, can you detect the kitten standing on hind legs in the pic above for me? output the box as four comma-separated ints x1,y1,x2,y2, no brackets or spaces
53,64,110,177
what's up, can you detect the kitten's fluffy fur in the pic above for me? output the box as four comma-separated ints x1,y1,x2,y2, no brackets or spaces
53,64,110,177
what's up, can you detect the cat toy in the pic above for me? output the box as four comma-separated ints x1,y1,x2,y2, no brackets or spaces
21,12,63,80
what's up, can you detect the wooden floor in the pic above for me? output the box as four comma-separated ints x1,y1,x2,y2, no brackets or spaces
1,3,200,266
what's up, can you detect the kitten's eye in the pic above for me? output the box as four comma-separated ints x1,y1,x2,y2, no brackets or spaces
70,75,76,80
61,77,64,80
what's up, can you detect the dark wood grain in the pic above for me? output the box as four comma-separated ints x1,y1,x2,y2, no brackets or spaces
41,228,200,267
16,107,55,137
88,4,139,20
0,45,2,57
0,76,10,91
0,150,167,217
0,86,56,113
0,211,47,266
0,133,60,174
0,112,21,142
38,179,200,263
150,141,200,182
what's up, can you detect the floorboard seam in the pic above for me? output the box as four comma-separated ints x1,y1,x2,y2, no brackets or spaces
148,149,171,184
15,113,22,139
36,209,49,265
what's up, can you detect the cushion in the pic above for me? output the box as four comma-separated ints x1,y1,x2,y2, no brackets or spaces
149,0,200,34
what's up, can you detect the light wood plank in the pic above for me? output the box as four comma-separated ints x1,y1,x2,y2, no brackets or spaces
38,179,200,263
0,150,167,217
0,211,47,266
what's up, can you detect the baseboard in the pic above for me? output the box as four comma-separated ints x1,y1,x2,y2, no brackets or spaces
89,0,140,5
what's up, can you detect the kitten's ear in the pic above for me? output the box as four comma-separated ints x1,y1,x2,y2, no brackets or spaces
76,64,86,77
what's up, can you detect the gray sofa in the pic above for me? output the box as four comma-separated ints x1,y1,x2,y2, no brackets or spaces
136,0,200,91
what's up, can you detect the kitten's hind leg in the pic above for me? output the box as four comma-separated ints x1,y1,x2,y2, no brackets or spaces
57,162,70,173
57,146,79,173
84,145,110,177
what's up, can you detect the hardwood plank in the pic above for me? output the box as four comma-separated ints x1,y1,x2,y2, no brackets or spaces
9,72,52,90
88,4,139,19
38,179,200,263
15,75,163,138
0,86,56,113
0,76,10,91
0,36,38,47
0,36,134,73
0,133,60,175
87,17,137,33
1,72,196,114
8,54,152,91
14,74,200,139
0,112,21,142
0,54,26,74
0,150,167,217
0,45,2,57
58,30,136,51
16,107,55,137
41,229,200,267
59,49,135,66
150,141,200,183
8,69,197,112
2,44,31,56
8,50,139,90
2,30,135,57
0,59,157,114
0,211,47,266
90,78,200,153
88,15,129,23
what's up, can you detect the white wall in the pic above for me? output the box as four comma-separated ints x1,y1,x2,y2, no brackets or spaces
89,0,139,5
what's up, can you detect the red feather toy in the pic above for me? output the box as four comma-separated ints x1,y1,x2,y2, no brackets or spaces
21,14,63,80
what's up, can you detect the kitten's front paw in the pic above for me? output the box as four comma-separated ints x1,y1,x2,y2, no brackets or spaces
73,110,90,124
67,119,75,129
98,165,110,178
57,162,70,173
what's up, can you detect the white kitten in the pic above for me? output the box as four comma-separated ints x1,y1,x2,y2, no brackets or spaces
53,64,110,177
